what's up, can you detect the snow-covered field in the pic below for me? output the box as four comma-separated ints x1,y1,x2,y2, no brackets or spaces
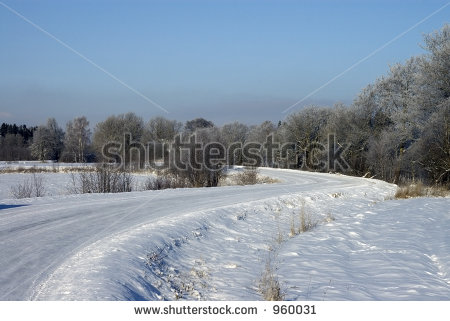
0,161,92,171
0,171,153,200
0,167,448,301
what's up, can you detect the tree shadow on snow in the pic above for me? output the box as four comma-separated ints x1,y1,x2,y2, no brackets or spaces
0,204,28,211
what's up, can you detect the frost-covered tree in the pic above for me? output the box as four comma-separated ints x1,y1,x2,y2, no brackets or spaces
351,24,450,182
247,121,276,143
282,107,331,169
220,121,249,165
220,121,249,146
144,116,182,142
30,118,64,161
63,116,91,162
93,112,144,165
184,118,214,134
415,99,450,186
420,24,450,104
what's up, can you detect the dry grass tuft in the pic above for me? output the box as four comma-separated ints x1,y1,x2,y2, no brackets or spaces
289,216,296,237
395,181,449,199
259,258,285,301
0,165,96,174
257,175,281,184
323,212,336,223
299,201,318,233
275,227,284,244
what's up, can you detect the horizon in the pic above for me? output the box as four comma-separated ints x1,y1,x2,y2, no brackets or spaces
1,0,449,127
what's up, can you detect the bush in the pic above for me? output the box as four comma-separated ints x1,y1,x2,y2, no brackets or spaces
167,164,226,188
68,164,134,194
10,173,46,199
143,171,191,190
234,167,258,185
10,180,33,199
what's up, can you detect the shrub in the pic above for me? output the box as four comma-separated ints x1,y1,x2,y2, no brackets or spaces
234,167,258,185
68,163,134,194
143,171,191,190
10,179,33,199
167,164,226,188
10,173,46,199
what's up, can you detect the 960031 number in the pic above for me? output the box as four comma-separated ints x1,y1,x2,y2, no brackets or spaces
273,304,316,315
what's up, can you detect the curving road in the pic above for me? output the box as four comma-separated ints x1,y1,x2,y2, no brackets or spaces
0,168,389,300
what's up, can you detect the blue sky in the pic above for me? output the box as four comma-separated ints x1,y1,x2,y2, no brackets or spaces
0,0,449,127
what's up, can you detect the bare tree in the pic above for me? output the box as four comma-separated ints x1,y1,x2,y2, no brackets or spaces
63,116,91,162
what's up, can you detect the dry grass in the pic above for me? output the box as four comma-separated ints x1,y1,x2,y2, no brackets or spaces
298,201,318,233
289,216,296,237
323,212,336,223
395,181,449,199
1,166,58,174
275,226,284,244
0,164,158,174
233,167,259,185
225,167,280,186
259,258,285,301
331,192,343,198
257,175,281,184
286,202,319,238
0,165,94,174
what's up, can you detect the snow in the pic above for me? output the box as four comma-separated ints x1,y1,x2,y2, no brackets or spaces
278,198,450,300
0,167,448,301
0,161,92,171
0,172,153,200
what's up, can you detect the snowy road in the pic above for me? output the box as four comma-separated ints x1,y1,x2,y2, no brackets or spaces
0,169,381,300
2,169,446,301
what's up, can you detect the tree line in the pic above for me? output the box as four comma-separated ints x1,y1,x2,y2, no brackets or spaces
0,123,37,161
1,24,448,187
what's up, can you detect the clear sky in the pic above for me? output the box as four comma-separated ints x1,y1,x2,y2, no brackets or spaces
0,0,449,127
